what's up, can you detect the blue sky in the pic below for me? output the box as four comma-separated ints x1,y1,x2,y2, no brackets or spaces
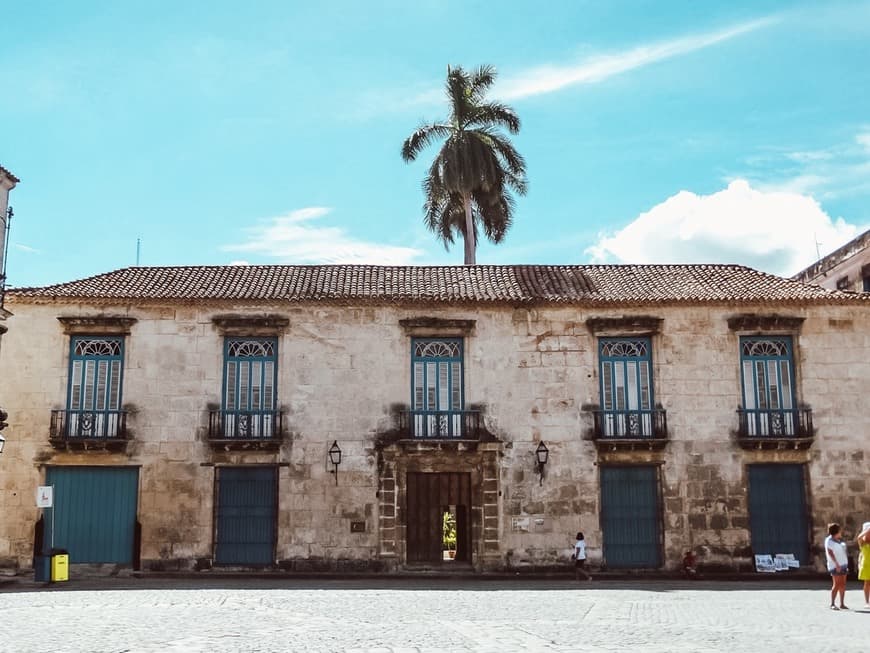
2,0,869,287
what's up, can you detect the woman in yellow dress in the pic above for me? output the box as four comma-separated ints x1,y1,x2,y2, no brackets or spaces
857,521,870,609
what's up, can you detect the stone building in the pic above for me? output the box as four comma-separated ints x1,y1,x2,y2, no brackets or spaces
792,228,870,293
0,263,867,575
0,164,19,334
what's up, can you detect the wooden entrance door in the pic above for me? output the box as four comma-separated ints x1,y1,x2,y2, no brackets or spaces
406,472,471,565
600,465,661,568
748,464,808,563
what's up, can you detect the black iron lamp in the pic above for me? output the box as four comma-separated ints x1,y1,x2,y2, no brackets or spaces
0,407,7,454
535,441,549,486
328,440,342,485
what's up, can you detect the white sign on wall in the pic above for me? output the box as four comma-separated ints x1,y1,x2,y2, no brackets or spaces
36,486,53,508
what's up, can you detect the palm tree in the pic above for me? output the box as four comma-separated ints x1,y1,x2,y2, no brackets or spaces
402,65,527,265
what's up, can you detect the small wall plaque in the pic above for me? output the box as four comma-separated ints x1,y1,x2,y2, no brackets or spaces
350,521,366,533
511,517,530,532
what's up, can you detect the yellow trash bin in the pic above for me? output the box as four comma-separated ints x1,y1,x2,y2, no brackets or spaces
50,550,69,582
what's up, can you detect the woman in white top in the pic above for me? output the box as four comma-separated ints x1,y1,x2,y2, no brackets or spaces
572,532,591,581
825,522,849,610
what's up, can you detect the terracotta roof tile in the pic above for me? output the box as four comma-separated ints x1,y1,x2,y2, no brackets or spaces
7,264,867,306
0,165,19,184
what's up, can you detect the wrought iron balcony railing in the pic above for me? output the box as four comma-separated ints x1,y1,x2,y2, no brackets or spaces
208,409,284,441
591,408,668,439
737,407,813,438
50,409,129,441
399,410,483,439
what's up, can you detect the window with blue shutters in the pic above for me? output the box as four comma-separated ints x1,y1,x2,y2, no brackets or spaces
411,338,464,438
221,337,278,438
66,336,125,438
740,336,797,436
598,337,655,437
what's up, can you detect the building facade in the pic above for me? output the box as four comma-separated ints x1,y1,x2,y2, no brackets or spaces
792,228,870,293
0,264,867,574
0,164,19,336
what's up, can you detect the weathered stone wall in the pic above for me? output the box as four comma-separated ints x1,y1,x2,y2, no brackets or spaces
0,299,867,573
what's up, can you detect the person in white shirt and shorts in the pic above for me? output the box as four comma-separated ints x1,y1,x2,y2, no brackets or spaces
572,532,591,581
825,522,849,610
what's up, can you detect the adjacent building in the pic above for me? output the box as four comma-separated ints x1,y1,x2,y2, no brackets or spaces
0,263,867,574
792,228,870,293
0,164,19,336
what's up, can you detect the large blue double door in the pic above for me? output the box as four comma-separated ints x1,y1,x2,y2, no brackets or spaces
45,466,139,564
214,466,278,565
599,466,661,568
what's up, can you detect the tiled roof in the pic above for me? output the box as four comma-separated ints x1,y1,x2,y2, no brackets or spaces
0,165,19,184
7,264,867,306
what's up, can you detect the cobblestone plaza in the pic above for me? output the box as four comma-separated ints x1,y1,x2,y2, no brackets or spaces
1,577,867,652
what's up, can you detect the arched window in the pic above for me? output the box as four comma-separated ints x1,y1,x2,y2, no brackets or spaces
598,337,653,437
411,338,464,437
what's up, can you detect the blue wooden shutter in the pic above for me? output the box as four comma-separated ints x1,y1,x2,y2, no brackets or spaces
599,338,653,436
411,338,464,437
222,338,278,437
740,337,796,435
67,337,124,437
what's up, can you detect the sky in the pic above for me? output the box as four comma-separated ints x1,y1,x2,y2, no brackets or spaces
2,0,869,288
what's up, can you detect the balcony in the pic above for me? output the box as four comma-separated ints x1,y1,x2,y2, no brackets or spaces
736,407,814,450
208,409,284,450
589,408,668,451
50,409,129,451
398,410,484,440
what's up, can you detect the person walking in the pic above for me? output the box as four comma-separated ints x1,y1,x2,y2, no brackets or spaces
572,532,591,581
857,521,870,609
825,523,849,610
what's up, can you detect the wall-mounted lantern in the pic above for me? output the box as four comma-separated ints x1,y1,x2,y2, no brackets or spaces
535,441,549,486
0,408,7,454
328,440,342,485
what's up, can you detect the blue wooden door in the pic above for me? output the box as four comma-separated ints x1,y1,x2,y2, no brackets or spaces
215,466,277,565
748,464,808,563
45,466,139,564
600,466,661,568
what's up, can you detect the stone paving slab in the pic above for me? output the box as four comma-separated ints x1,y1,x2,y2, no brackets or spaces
0,578,867,652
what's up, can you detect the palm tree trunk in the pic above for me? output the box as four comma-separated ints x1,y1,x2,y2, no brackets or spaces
462,193,476,265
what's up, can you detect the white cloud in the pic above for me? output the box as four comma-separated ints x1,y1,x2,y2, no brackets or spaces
497,17,777,100
13,243,39,254
224,207,423,265
586,179,863,276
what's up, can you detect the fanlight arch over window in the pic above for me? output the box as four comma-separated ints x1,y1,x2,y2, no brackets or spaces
74,339,122,357
227,340,276,358
414,340,461,359
600,340,648,358
741,338,790,357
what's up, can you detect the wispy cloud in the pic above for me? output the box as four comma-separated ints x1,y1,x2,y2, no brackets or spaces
13,243,40,254
497,17,778,100
223,207,424,265
351,16,779,120
586,179,864,276
737,129,870,200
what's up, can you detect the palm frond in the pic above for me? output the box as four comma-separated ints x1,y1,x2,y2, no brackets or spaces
469,65,497,104
401,123,452,162
469,102,520,133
